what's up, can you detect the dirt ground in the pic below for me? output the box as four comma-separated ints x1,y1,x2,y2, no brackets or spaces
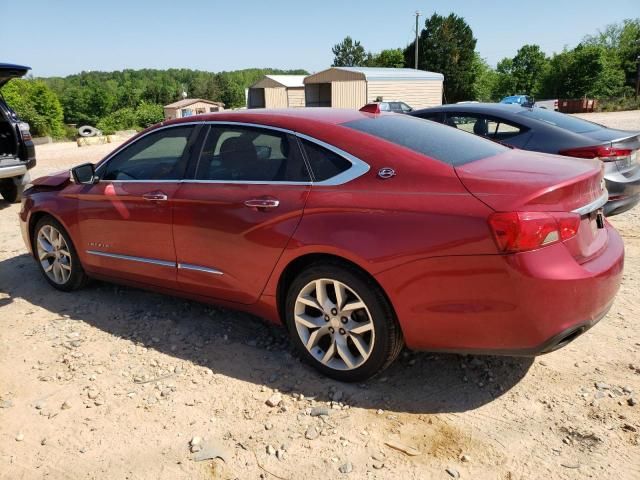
1,112,639,480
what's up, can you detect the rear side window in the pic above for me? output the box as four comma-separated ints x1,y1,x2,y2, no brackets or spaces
343,115,507,166
518,108,602,134
300,139,352,181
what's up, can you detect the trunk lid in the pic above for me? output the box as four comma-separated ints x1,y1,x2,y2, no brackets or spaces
0,63,31,88
456,149,608,261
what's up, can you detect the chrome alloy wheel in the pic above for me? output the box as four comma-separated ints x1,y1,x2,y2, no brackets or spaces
294,278,375,371
36,224,72,285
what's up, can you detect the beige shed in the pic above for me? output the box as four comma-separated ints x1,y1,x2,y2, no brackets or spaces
304,67,444,110
247,75,306,109
163,98,225,120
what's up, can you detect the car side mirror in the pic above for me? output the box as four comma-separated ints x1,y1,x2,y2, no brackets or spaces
71,163,97,184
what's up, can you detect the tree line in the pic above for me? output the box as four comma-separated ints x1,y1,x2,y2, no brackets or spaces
333,15,640,105
1,68,307,138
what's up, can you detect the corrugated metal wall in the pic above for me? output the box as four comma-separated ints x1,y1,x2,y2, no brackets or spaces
265,87,288,108
331,80,367,108
367,81,443,109
286,88,305,107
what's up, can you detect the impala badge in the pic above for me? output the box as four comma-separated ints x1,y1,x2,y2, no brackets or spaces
378,167,396,179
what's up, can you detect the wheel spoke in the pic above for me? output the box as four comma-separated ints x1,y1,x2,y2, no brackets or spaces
336,341,356,369
350,333,369,358
60,263,72,271
44,263,54,273
297,295,323,312
315,280,329,308
320,340,336,365
341,300,365,314
38,236,53,253
295,313,324,329
305,328,325,350
334,281,346,310
42,227,53,245
349,322,373,335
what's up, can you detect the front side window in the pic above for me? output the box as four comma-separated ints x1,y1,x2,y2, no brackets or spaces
195,125,310,182
101,126,194,181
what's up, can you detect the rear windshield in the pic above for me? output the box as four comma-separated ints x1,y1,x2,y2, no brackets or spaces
343,115,507,166
517,108,603,134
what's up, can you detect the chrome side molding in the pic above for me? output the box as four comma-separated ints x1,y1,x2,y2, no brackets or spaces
86,250,224,275
177,263,223,275
86,250,175,267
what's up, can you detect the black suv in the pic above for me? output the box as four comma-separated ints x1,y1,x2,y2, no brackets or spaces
0,63,36,202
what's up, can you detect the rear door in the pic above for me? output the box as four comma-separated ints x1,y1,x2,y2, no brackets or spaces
172,123,311,304
75,124,200,287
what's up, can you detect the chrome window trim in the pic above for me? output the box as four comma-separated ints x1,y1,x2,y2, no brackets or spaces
296,132,370,186
572,189,609,216
86,250,175,267
177,263,223,275
94,120,370,187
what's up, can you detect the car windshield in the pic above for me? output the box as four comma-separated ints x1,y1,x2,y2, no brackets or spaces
343,114,507,166
518,108,603,134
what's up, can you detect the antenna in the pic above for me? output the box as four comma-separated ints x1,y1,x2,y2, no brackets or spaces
414,11,421,70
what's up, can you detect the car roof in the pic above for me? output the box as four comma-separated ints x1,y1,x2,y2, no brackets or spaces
412,102,534,118
160,107,379,132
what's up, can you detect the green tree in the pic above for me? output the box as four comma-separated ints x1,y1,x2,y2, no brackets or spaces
332,36,367,67
135,103,164,128
1,79,65,138
404,13,477,102
511,44,548,96
491,58,517,99
471,53,498,101
365,49,405,68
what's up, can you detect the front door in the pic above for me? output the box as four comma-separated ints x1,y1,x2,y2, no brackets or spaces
74,124,199,287
172,124,311,304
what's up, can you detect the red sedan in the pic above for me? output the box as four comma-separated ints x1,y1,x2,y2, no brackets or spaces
19,108,624,381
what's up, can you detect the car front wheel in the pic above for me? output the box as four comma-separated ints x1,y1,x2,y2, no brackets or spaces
285,262,403,382
33,216,88,291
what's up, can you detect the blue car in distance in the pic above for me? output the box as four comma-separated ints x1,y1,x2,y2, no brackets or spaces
500,95,534,106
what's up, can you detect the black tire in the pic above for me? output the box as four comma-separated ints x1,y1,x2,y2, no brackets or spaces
284,261,403,382
0,181,24,203
32,216,89,291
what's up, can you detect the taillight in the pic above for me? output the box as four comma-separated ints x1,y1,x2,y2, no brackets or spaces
18,122,32,142
488,211,580,253
559,145,632,162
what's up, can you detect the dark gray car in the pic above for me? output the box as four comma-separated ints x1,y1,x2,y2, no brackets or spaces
411,103,640,216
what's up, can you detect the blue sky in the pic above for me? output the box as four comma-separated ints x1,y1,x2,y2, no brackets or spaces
1,0,637,77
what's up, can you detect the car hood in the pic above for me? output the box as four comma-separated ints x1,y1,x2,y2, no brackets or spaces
0,63,31,88
31,170,70,188
455,149,604,212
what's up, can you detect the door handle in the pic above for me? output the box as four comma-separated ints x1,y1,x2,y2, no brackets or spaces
244,198,280,209
142,192,168,201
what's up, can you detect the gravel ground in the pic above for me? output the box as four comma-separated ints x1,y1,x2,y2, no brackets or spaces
1,111,639,479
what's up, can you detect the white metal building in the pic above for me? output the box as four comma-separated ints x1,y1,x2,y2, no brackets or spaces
247,75,306,108
304,67,444,109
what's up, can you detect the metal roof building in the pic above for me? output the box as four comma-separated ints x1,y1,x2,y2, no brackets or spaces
247,75,306,109
304,67,444,110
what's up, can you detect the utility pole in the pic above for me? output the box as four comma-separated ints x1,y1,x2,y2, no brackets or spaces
636,54,640,100
414,11,420,70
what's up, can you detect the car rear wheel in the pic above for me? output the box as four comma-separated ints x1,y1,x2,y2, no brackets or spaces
33,216,88,291
285,262,403,382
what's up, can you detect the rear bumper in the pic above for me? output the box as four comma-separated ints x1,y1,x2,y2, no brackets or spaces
375,224,624,354
0,164,27,179
604,167,640,216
